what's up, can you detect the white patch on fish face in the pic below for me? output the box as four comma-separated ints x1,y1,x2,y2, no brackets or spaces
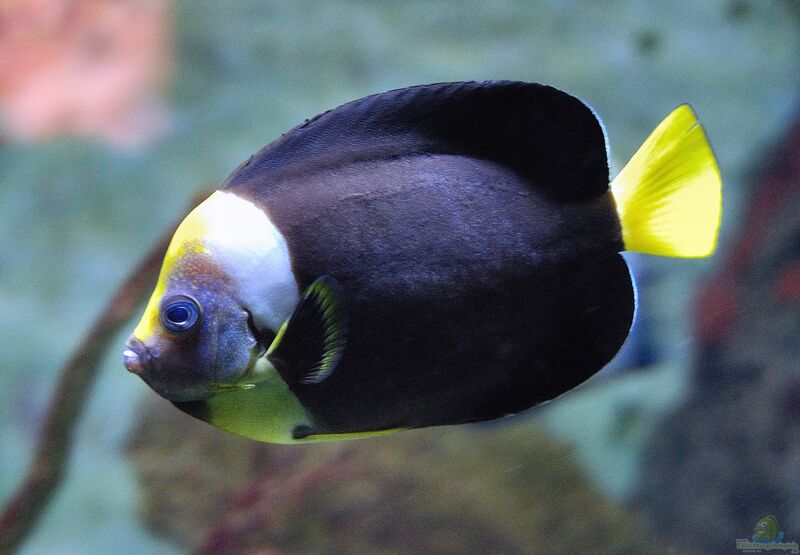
198,190,298,333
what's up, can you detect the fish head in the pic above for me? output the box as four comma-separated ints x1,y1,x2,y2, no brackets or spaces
123,247,261,402
123,191,298,402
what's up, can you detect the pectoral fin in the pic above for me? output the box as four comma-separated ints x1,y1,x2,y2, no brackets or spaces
267,275,348,386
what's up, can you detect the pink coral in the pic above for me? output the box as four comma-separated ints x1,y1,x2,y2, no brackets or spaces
0,0,172,147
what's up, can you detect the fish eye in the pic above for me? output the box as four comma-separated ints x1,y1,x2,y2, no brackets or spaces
160,296,200,333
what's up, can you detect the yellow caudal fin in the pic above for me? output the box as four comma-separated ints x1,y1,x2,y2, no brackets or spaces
610,105,722,258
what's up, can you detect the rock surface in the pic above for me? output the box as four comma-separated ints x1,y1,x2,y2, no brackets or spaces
635,106,800,552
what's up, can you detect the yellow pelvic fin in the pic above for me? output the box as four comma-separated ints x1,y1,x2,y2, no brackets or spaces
610,105,722,258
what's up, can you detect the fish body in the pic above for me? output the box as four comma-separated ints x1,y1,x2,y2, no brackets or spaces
123,81,721,443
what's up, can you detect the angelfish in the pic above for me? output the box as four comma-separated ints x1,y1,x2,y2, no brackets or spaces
123,81,721,443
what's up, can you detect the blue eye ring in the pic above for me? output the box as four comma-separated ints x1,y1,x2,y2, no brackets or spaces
160,296,201,333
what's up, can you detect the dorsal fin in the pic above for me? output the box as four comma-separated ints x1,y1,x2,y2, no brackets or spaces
223,81,610,201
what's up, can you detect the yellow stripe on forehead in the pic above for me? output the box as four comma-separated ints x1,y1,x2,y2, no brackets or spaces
133,190,299,341
133,195,215,341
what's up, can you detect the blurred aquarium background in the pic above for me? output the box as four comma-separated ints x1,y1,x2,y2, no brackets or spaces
1,1,799,553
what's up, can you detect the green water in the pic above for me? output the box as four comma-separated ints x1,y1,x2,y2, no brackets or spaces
1,1,798,552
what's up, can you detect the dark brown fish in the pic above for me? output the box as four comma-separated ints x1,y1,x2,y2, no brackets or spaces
123,81,721,443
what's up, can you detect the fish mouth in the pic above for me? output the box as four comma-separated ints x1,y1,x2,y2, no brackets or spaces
123,336,211,402
123,336,152,375
123,332,259,402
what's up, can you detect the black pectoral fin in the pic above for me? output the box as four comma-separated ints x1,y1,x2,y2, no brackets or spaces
267,275,349,386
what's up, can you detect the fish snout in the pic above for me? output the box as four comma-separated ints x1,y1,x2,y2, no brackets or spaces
123,336,152,375
122,336,213,402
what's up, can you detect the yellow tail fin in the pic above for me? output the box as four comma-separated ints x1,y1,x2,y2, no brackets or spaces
610,105,722,258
